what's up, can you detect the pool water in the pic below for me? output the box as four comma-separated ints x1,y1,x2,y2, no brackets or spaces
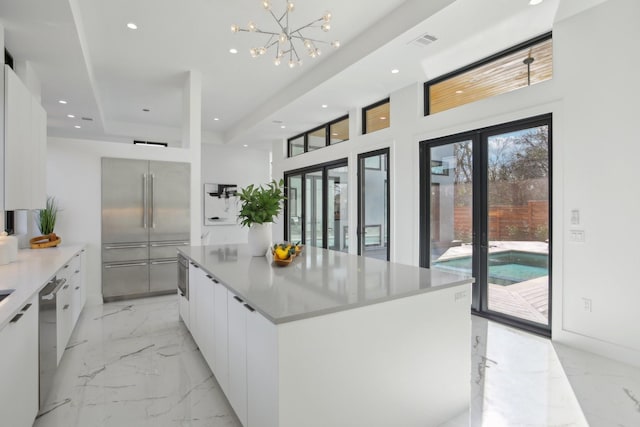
433,250,548,286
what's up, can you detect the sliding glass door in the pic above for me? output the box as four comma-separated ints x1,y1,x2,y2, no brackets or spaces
284,159,348,252
421,114,551,335
358,149,390,260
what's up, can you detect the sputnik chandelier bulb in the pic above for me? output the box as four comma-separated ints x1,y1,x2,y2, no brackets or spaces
231,0,340,68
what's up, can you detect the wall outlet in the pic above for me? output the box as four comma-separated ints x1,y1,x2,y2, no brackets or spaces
582,297,592,312
569,229,585,242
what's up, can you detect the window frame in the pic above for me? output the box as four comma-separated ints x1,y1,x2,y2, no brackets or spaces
287,114,350,157
362,98,390,135
423,32,552,116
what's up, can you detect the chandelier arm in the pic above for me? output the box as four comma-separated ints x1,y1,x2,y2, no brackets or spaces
269,9,288,32
254,29,281,36
290,33,331,45
290,17,324,34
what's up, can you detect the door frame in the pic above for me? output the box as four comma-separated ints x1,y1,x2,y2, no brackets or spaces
283,158,348,247
420,114,552,337
357,148,391,260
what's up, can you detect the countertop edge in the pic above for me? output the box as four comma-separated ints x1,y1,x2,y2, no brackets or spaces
180,248,474,325
0,244,86,330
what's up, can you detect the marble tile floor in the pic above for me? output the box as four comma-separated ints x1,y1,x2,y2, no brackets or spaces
34,295,640,427
34,295,241,427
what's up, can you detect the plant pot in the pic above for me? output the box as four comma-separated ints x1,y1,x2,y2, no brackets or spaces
247,223,272,256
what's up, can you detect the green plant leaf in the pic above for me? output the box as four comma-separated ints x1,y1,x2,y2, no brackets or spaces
37,196,59,235
237,179,286,228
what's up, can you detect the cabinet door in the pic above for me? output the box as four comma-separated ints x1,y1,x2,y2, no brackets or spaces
188,263,202,344
0,296,39,427
247,309,278,427
199,274,216,369
56,279,73,364
214,282,229,393
227,291,248,426
4,65,32,210
30,98,47,209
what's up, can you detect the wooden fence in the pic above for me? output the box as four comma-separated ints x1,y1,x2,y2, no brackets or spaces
454,200,548,241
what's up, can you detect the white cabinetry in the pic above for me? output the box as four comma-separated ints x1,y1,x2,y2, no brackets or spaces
246,309,278,427
188,263,201,345
184,268,278,427
189,263,217,368
213,278,229,393
227,291,249,426
3,64,47,210
56,250,86,364
199,273,216,369
0,295,39,427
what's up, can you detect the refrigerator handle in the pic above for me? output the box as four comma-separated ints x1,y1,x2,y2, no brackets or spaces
143,173,148,229
151,173,156,229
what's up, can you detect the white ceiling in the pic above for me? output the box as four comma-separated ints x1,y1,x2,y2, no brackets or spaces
0,0,585,150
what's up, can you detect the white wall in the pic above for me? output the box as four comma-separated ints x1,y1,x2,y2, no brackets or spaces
272,0,640,367
46,137,193,305
200,144,270,245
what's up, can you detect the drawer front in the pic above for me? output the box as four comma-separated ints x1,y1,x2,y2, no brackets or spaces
102,243,148,263
149,241,189,260
149,258,179,293
102,262,149,299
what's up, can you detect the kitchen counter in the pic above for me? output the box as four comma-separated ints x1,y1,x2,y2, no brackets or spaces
179,244,474,324
180,244,474,427
0,244,85,330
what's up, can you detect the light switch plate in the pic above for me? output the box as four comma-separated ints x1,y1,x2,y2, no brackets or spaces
571,209,580,225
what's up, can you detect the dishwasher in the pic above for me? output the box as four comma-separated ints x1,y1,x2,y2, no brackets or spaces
39,276,66,408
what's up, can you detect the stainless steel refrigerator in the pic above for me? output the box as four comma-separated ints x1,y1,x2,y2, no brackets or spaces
101,158,190,301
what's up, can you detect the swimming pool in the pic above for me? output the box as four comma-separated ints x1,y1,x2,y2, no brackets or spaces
433,250,548,286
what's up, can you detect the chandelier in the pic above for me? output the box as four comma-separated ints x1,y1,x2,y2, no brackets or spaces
231,1,340,68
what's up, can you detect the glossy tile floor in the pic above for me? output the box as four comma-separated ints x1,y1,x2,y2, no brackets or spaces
34,295,640,427
34,295,241,427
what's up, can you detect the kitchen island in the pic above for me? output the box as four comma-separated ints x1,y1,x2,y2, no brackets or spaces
179,244,474,427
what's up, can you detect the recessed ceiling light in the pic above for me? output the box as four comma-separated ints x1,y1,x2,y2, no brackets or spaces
229,48,238,54
243,144,248,147
58,100,67,104
380,116,387,120
321,104,328,108
214,117,220,121
391,69,399,74
74,125,81,129
528,0,543,5
67,114,75,118
127,22,138,30
281,125,286,129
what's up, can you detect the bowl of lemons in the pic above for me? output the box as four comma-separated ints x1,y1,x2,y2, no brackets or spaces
272,242,303,266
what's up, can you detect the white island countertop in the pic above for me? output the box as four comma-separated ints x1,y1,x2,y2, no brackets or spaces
0,245,85,330
179,244,474,324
